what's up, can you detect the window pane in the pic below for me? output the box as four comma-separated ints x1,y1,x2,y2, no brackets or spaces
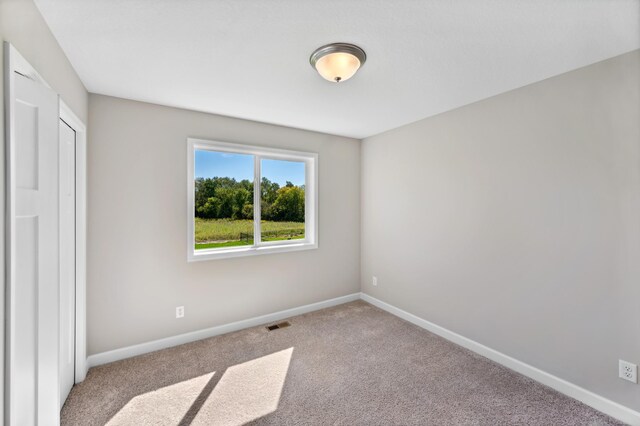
260,159,305,243
194,150,254,250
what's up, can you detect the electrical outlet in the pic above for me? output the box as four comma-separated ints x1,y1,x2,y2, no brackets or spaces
176,306,185,319
372,276,378,286
619,360,637,383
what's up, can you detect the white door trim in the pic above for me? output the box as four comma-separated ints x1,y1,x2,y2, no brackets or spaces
59,101,88,383
3,40,26,426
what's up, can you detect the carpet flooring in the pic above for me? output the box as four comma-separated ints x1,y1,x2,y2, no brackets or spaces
62,301,623,425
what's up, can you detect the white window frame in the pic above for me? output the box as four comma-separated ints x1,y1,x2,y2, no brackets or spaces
187,138,318,261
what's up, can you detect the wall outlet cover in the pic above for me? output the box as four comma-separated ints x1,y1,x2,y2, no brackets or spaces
619,360,638,383
176,306,185,319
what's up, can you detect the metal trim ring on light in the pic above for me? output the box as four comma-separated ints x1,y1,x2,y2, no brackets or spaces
309,43,367,82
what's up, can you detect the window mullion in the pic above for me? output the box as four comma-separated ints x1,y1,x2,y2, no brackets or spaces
253,155,261,246
305,158,311,243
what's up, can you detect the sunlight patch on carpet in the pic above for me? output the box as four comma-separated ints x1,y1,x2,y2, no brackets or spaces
192,347,294,426
106,372,216,425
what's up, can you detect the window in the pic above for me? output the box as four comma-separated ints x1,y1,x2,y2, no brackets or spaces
187,138,317,261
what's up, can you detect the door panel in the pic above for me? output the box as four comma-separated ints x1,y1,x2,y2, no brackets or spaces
14,216,38,425
59,120,76,407
16,101,39,189
9,73,60,425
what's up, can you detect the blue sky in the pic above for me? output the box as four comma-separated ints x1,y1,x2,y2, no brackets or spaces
195,150,305,186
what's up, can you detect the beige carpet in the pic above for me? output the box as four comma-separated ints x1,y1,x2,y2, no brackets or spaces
62,301,622,425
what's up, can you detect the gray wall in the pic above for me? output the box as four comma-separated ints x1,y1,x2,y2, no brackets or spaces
361,50,640,410
87,94,361,355
0,0,88,419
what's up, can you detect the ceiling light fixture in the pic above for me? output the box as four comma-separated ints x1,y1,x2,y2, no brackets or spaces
309,43,366,83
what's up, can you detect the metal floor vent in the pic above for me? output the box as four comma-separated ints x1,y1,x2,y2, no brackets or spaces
266,321,291,331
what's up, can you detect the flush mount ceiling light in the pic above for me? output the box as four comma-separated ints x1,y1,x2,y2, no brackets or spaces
309,43,366,83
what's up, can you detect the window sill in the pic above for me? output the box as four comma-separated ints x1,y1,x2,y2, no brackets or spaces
187,241,318,262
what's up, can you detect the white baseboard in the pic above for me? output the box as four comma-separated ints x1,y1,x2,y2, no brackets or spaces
87,292,360,368
360,293,640,426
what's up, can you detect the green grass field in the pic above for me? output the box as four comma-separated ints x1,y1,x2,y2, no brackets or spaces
194,218,304,250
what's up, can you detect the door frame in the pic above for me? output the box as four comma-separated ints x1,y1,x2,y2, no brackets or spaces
4,42,88,420
59,100,87,383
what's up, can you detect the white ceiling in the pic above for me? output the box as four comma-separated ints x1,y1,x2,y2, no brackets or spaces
35,0,639,139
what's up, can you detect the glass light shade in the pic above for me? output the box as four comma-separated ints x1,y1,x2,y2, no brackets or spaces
314,52,361,83
310,43,366,83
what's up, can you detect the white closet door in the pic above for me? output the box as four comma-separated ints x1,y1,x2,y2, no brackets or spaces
10,72,60,425
59,119,76,408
